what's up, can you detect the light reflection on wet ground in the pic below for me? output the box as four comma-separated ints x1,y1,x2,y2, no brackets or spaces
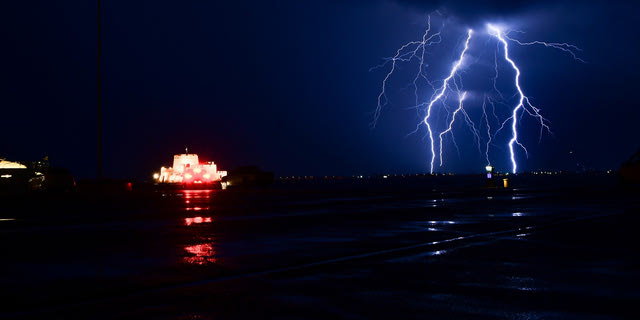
0,176,638,319
179,189,219,266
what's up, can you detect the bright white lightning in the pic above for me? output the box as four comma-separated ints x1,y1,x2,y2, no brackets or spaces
373,18,582,174
423,29,473,173
488,24,551,174
481,96,492,165
439,91,467,166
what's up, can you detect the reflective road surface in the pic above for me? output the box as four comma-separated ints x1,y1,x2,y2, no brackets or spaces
1,175,638,319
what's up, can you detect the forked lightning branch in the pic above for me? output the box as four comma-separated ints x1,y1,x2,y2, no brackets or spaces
374,15,583,174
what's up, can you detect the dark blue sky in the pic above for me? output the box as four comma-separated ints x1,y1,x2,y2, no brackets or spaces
1,1,638,179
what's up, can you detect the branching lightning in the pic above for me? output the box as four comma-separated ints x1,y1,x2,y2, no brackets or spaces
423,29,473,173
488,23,553,173
481,95,492,166
439,91,467,166
373,15,442,127
504,33,585,63
374,15,583,174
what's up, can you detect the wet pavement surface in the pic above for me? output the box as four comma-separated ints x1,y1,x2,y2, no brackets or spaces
0,175,638,319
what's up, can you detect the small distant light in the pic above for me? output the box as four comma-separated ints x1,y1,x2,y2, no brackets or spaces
153,173,160,179
1,174,12,178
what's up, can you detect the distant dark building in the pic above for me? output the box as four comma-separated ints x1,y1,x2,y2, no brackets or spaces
221,166,274,189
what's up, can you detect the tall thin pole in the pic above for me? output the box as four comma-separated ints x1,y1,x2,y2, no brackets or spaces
97,0,102,180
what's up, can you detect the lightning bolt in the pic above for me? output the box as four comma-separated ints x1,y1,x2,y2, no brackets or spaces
373,16,583,175
504,32,585,63
439,91,467,166
481,95,492,166
372,15,441,127
423,29,473,173
488,24,551,173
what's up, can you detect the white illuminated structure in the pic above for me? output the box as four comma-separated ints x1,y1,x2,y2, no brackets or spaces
0,159,26,169
155,153,227,184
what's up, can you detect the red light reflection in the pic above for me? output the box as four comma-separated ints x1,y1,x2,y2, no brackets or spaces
184,216,213,226
185,206,210,211
184,243,217,265
181,189,214,212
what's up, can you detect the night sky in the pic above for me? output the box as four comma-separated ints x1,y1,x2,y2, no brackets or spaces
1,1,638,179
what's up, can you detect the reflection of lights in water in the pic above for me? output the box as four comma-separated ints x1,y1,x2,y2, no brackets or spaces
427,227,438,231
185,206,210,211
432,250,445,256
181,189,214,211
428,221,456,225
184,243,217,265
516,233,529,237
0,218,16,222
512,212,524,217
184,216,213,226
508,276,536,291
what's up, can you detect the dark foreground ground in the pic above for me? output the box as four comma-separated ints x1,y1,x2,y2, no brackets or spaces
0,175,638,319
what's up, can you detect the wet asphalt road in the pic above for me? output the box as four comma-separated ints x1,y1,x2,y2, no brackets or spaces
1,175,638,319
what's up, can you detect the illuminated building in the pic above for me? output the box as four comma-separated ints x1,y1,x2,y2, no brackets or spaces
0,159,27,169
154,153,227,184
